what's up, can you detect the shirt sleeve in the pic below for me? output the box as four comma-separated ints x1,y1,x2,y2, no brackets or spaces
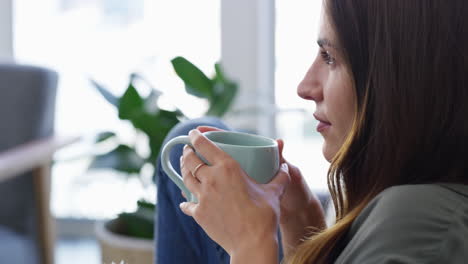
335,184,468,264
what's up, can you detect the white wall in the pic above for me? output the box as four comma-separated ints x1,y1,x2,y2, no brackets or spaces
221,0,276,137
0,0,13,61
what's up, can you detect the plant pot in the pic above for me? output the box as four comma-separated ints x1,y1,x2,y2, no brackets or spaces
95,219,155,264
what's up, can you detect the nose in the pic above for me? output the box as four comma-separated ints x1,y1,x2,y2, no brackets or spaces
297,60,324,102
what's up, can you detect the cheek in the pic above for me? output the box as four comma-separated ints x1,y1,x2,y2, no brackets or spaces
330,71,354,114
335,92,355,131
322,90,354,162
324,72,355,139
339,81,356,132
325,82,349,115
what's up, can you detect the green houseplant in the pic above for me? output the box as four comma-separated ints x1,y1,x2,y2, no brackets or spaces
90,56,237,241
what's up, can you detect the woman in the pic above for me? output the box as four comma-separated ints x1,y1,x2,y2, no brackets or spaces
157,0,468,263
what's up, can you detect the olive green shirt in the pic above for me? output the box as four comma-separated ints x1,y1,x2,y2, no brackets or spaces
335,184,468,263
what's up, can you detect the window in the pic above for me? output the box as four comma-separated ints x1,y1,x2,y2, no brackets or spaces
14,0,327,219
275,0,329,190
14,0,221,219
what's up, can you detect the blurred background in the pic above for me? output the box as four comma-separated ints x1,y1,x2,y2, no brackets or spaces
1,0,327,263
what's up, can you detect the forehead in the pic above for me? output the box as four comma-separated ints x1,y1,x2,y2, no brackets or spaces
318,9,335,42
317,9,339,50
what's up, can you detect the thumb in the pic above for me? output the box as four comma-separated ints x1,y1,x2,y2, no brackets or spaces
179,202,198,217
268,163,290,196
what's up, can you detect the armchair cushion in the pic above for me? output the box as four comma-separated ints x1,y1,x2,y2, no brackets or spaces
0,226,38,264
0,63,58,263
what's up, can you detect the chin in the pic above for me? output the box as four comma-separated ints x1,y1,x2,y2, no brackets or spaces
322,143,334,163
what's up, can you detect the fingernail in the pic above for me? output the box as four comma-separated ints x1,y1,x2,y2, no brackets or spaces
179,202,187,209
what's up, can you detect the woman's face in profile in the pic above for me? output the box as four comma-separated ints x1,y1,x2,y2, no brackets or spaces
297,11,356,162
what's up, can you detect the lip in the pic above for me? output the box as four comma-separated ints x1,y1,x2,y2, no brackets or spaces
313,113,331,124
313,113,332,132
316,122,331,132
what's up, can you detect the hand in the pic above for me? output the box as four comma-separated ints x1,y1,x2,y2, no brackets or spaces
197,127,324,226
179,126,224,199
179,127,224,200
276,139,325,224
196,126,225,133
276,139,326,255
179,129,290,261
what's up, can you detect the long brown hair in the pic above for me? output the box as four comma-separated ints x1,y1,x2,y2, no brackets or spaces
288,0,468,263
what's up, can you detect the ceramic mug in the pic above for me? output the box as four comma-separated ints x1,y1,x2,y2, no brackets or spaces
161,131,280,202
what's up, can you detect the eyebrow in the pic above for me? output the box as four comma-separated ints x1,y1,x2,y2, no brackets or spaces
317,38,337,49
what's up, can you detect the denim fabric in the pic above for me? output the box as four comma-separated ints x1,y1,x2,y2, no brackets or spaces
155,117,284,264
155,117,231,264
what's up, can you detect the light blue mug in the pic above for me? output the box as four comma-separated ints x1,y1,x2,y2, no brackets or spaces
161,131,280,202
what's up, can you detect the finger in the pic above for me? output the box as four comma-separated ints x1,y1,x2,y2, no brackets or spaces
181,166,201,197
188,129,228,163
268,163,290,197
183,145,209,181
179,202,198,217
285,161,303,183
276,139,286,164
180,153,202,195
197,126,225,133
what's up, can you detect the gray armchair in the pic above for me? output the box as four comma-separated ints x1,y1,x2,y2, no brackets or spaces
0,64,68,264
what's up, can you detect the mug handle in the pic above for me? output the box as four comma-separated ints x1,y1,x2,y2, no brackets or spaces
161,136,208,203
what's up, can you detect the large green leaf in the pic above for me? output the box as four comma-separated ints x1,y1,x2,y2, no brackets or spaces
130,73,159,92
118,82,144,120
205,63,238,117
131,111,178,138
90,79,119,107
143,89,162,113
137,200,156,211
171,56,213,99
89,144,146,174
118,207,154,239
126,109,180,162
148,135,164,164
206,82,238,117
214,63,227,83
118,199,155,239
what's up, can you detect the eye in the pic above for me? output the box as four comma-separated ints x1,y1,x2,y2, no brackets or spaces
320,50,336,65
